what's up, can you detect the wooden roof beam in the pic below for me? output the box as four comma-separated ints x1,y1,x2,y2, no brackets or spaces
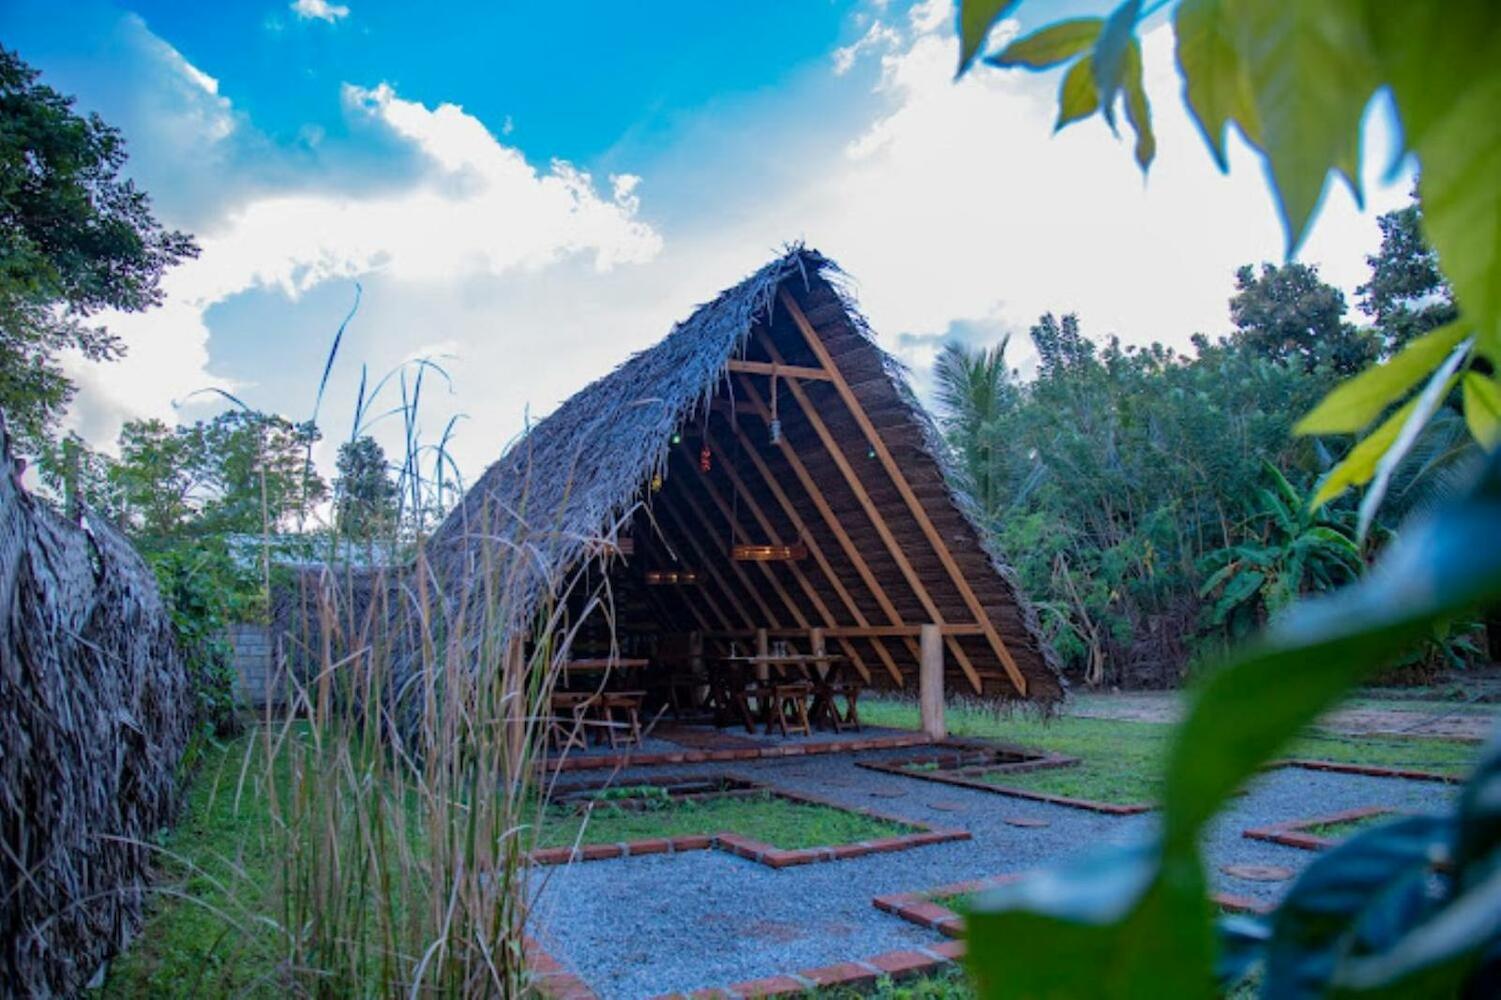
744,357,986,696
735,373,920,678
777,288,1028,697
724,398,906,684
725,359,831,381
694,429,880,685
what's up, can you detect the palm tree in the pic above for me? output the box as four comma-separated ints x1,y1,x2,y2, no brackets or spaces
933,339,1015,519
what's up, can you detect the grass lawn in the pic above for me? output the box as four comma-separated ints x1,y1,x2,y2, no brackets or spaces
539,791,913,850
103,738,283,998
863,698,1480,806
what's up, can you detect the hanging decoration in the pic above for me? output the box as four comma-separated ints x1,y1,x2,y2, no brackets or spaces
699,444,712,473
670,431,682,445
650,472,662,492
731,543,808,562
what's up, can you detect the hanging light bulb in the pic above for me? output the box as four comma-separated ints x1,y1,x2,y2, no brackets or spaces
867,445,877,459
768,418,781,445
650,472,662,492
671,431,682,445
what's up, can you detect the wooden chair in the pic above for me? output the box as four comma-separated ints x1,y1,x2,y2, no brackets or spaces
832,680,863,732
600,690,645,749
548,692,599,752
763,681,813,738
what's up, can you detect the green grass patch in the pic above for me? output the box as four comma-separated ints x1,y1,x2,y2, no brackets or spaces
103,737,283,998
813,966,975,998
538,791,912,850
861,698,1479,806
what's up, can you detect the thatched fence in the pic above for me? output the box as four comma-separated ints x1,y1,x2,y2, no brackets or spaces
0,415,192,995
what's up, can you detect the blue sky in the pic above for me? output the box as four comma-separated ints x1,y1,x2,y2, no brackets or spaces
2,0,1412,491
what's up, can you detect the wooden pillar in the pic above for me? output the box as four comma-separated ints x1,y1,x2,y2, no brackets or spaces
809,626,825,659
689,630,704,673
755,627,770,682
919,624,946,739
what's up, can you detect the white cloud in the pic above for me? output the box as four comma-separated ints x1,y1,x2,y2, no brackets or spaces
290,0,349,23
833,20,902,76
791,7,1411,377
65,45,661,450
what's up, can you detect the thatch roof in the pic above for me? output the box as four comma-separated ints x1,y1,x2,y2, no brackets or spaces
426,247,1062,700
0,414,191,994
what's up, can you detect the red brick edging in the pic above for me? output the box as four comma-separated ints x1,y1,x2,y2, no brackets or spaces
526,936,599,1000
1268,758,1463,784
1243,805,1397,852
860,757,1151,814
874,873,1272,940
548,732,933,772
528,781,969,869
648,939,969,999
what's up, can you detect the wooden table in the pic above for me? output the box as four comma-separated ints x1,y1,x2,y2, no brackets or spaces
558,658,649,686
717,654,846,735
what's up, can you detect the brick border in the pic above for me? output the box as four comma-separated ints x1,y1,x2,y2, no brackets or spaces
874,874,1271,940
649,940,969,999
1243,805,1397,852
1267,758,1463,784
859,745,1150,815
547,731,933,772
526,936,598,1000
527,779,969,869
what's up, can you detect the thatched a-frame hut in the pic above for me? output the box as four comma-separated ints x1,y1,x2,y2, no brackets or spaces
427,248,1061,704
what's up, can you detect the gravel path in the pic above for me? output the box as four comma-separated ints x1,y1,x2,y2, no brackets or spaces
529,746,1458,999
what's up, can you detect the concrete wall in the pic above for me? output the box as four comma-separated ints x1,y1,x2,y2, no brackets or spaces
228,623,277,709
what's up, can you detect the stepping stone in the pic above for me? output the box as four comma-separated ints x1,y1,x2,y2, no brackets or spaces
927,800,967,812
1222,863,1293,882
869,789,906,799
1004,817,1050,829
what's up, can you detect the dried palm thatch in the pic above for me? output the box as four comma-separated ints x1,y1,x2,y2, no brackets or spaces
418,246,1063,699
0,413,191,996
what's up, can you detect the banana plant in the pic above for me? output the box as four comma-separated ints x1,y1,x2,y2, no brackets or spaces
1198,462,1365,635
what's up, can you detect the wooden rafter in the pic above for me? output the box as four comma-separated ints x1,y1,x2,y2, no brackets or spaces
725,359,831,381
693,429,878,684
754,337,987,696
728,386,907,684
734,374,921,669
777,288,1028,696
652,494,754,630
657,487,780,629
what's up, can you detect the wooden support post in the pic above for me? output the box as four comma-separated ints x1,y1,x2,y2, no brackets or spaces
919,624,946,739
810,626,825,658
755,627,770,682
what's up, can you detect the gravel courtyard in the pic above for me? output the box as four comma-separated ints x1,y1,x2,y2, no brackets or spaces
528,743,1460,998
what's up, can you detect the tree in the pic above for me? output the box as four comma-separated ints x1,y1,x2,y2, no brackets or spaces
933,338,1017,518
1229,262,1376,376
1358,198,1457,353
112,410,327,542
333,436,398,541
0,46,197,450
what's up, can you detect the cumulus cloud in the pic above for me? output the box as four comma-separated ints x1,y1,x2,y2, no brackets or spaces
290,0,349,23
791,0,1411,374
833,20,902,76
66,36,661,449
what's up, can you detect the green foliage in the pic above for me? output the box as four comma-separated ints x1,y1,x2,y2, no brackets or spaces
113,409,327,542
953,3,1501,993
1229,262,1376,377
1198,462,1365,636
146,540,257,741
332,435,398,542
1358,198,1457,354
0,47,196,451
936,315,1345,684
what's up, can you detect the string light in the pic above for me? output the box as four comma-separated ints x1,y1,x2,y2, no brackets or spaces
699,445,712,473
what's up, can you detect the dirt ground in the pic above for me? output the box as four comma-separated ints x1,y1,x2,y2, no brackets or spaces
1065,687,1501,743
